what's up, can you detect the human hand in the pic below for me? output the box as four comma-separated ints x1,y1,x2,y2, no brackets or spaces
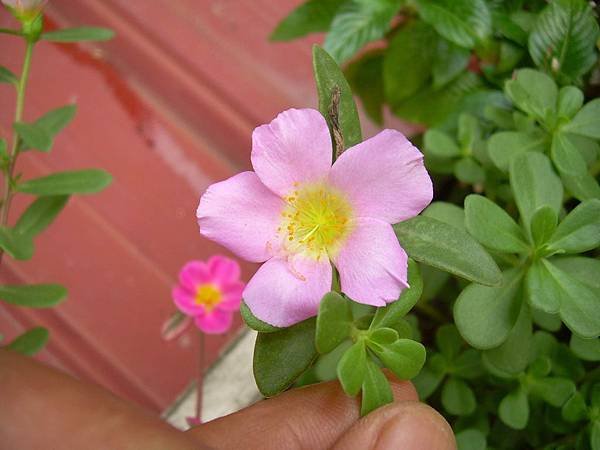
0,349,455,449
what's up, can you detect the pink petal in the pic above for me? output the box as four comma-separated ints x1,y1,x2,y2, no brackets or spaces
329,130,432,224
243,255,332,327
194,309,233,334
207,255,241,285
251,108,332,197
179,261,211,291
334,217,408,307
219,281,244,311
172,286,203,316
197,171,284,263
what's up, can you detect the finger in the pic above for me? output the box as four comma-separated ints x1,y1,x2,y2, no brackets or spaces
188,374,418,450
332,401,455,450
0,349,201,450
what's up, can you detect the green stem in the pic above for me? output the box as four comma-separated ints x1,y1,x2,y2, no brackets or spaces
0,27,23,37
0,39,34,263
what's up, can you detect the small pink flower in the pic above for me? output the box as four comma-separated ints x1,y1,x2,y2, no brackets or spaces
2,0,46,17
197,108,432,327
172,256,244,334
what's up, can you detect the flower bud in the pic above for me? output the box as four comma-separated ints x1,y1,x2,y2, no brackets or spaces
2,0,46,23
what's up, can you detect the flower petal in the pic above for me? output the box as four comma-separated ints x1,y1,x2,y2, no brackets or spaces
173,286,202,316
334,217,408,307
207,255,241,285
219,281,244,311
329,129,433,223
243,255,332,327
251,108,332,196
195,309,233,334
178,260,210,291
197,171,284,262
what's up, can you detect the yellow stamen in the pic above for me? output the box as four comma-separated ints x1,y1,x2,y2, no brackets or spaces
194,284,222,312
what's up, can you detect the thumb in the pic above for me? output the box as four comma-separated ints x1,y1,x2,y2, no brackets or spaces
332,401,456,450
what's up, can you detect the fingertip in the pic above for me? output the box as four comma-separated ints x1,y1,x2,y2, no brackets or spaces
332,401,456,450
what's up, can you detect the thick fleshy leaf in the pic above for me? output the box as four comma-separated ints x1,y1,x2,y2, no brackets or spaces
337,339,367,396
367,338,426,380
487,130,548,173
442,377,476,416
413,354,446,399
315,291,352,354
0,284,67,308
323,0,401,63
361,359,393,416
530,206,558,249
557,86,584,119
551,256,600,290
499,387,529,430
570,334,600,362
465,194,528,254
432,38,470,88
454,158,485,185
505,69,557,124
450,349,484,380
240,302,281,333
559,170,600,201
313,46,362,149
547,199,600,253
509,152,563,231
17,169,112,195
415,0,491,48
15,195,69,237
422,202,465,230
562,391,588,422
528,0,599,84
529,377,576,407
526,261,561,314
563,98,600,139
424,129,460,159
454,268,524,349
435,324,463,361
346,50,385,125
42,27,115,42
7,327,49,356
551,132,588,177
270,0,346,41
394,216,502,286
253,318,317,397
455,429,487,450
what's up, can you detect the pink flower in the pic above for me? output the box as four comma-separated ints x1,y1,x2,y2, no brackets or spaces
197,109,432,327
2,0,46,17
172,256,244,334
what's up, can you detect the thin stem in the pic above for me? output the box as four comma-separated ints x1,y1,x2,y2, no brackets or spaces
0,39,34,264
195,332,205,422
0,27,23,37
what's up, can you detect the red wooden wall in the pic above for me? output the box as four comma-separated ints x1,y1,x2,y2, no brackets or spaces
0,0,405,411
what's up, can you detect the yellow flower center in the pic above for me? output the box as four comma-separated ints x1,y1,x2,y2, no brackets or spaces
194,284,222,312
278,182,353,259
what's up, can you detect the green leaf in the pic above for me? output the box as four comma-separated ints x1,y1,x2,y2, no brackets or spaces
253,318,317,396
529,376,576,407
7,327,49,355
240,302,281,333
394,216,502,286
413,353,445,399
509,152,563,231
15,195,69,238
13,122,52,152
557,86,584,119
17,169,113,195
563,98,600,139
0,227,33,260
543,259,600,338
42,27,115,42
526,261,561,314
464,194,529,254
528,0,599,84
436,324,463,360
367,338,426,380
562,391,588,422
36,105,77,138
383,21,437,105
455,428,487,450
454,268,524,349
483,304,532,375
270,0,346,41
505,69,557,124
551,132,588,177
316,291,352,353
0,66,17,85
361,358,393,416
559,170,600,202
454,158,485,185
0,284,67,308
324,0,401,63
570,334,600,361
442,377,476,415
345,51,384,124
369,327,399,345
422,202,465,230
337,340,367,396
499,386,530,429
530,206,558,248
532,308,562,332
451,349,484,379
487,130,548,173
433,39,471,88
313,45,362,148
548,200,600,253
424,129,460,159
415,0,491,48
550,255,600,289
370,259,422,330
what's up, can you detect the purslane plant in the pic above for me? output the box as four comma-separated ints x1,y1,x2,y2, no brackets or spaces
0,2,113,354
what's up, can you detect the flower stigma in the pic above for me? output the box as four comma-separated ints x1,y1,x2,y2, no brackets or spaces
194,284,222,311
